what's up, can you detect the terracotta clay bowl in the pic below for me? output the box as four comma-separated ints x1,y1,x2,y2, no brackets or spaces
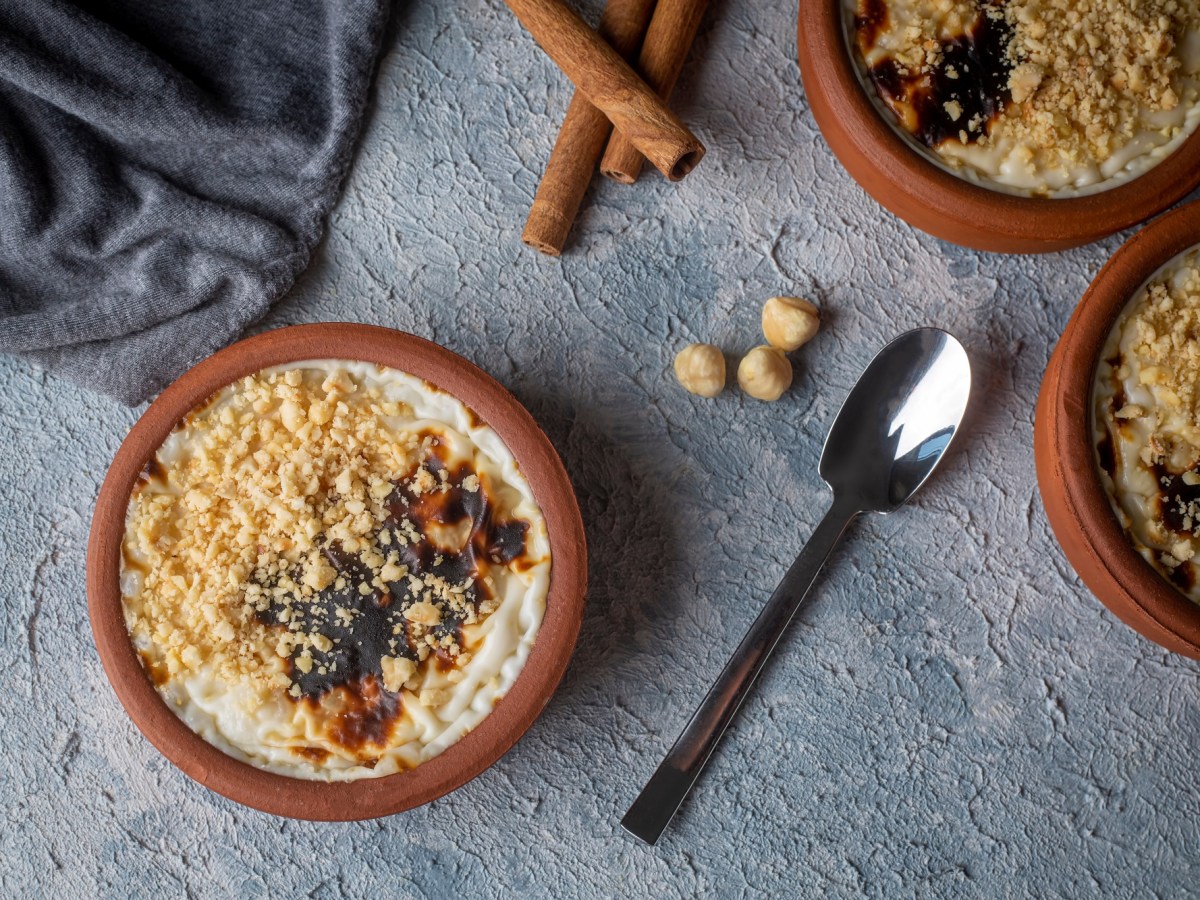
797,3,1200,254
86,323,587,819
1035,202,1200,657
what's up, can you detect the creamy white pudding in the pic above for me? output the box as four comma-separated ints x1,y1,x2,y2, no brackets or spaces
1094,248,1200,601
121,361,551,780
847,0,1200,196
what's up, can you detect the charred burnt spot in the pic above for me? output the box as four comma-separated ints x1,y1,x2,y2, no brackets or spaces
1153,466,1200,538
326,676,403,753
293,745,331,764
175,388,222,432
255,546,426,700
254,453,535,706
1111,386,1128,415
1095,396,1117,480
856,1,1014,149
138,649,171,688
385,455,532,579
462,403,485,430
853,0,889,51
1164,550,1197,594
143,456,166,482
1150,461,1200,599
1095,430,1117,480
487,521,529,566
1095,378,1129,480
134,388,224,491
133,456,167,493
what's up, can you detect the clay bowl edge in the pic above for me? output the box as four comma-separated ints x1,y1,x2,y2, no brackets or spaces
86,323,588,819
797,3,1200,254
1034,203,1200,657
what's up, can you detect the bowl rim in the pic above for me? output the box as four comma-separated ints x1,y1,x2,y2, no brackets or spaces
798,1,1200,251
86,323,588,820
1039,202,1200,654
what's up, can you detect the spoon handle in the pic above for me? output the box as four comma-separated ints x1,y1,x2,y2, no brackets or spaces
620,499,858,845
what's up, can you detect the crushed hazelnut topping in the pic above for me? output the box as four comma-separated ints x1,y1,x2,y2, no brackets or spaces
380,656,417,693
120,362,553,779
853,0,1200,192
1095,249,1200,602
1119,259,1200,466
125,368,416,695
994,0,1196,170
123,366,533,711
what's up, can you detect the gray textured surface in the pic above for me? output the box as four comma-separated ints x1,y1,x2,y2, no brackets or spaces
3,1,1199,896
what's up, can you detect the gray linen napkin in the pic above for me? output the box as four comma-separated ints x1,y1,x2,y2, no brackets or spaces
0,0,390,404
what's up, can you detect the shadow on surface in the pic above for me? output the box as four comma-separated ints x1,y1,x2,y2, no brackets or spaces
512,385,686,707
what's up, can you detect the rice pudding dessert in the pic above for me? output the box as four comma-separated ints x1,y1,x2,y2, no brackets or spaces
847,0,1200,196
1094,248,1200,601
121,361,551,780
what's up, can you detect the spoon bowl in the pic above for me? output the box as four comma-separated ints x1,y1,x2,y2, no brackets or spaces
821,328,972,511
621,328,971,845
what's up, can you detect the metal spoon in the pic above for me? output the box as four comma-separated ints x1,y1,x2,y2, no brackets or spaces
621,327,972,845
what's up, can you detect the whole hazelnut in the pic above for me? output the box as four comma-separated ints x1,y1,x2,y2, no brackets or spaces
673,343,726,397
762,296,820,352
738,346,792,401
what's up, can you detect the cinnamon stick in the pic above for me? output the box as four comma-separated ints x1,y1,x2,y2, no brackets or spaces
522,0,656,256
502,0,705,182
600,0,708,184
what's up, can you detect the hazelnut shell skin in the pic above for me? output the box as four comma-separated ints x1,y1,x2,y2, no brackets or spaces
762,296,820,352
674,343,726,398
738,346,792,401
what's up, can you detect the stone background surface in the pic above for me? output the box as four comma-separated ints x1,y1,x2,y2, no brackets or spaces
3,1,1199,896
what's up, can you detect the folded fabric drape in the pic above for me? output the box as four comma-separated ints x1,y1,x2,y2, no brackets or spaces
0,0,390,404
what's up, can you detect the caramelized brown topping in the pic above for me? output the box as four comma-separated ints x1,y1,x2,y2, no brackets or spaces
123,365,549,770
323,676,402,752
255,448,532,702
852,0,1198,171
855,2,1012,148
